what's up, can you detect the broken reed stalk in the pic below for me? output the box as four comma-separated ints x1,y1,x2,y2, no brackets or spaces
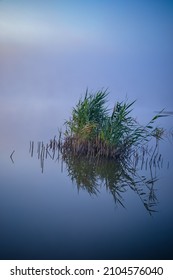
30,141,34,157
10,150,15,163
29,136,63,172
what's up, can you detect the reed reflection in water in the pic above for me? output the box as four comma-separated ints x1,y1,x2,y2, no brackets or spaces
29,137,166,215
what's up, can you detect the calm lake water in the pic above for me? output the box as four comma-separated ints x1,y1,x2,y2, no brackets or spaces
0,55,173,259
0,117,173,260
1,0,173,261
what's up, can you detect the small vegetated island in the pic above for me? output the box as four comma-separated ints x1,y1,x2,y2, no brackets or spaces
29,89,168,213
62,89,164,160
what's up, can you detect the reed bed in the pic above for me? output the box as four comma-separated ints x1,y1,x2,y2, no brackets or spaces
28,89,169,214
29,89,167,173
62,89,165,160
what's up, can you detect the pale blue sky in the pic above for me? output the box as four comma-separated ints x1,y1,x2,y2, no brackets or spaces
1,0,172,52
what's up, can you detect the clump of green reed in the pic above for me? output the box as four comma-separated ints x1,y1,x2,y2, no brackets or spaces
63,89,165,159
64,89,108,139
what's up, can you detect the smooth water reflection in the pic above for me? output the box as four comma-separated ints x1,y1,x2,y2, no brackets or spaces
0,139,173,260
63,154,159,214
29,138,168,214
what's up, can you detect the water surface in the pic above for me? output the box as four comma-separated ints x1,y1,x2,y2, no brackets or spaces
0,126,173,260
0,0,173,259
